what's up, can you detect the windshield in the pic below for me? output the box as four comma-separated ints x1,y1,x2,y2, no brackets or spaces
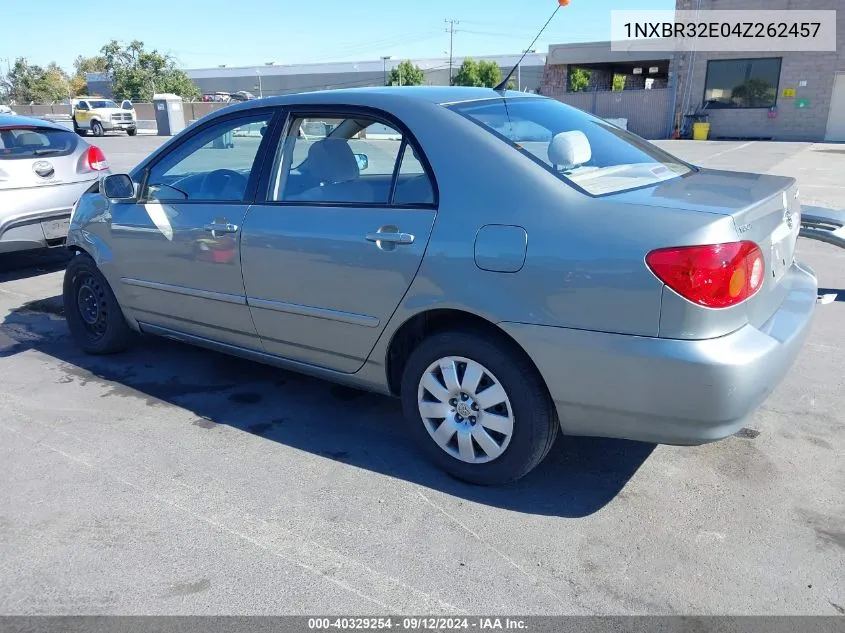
0,125,78,160
89,100,118,109
449,97,693,196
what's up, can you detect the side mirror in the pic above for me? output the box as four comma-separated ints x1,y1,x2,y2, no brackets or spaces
102,174,136,200
354,153,369,171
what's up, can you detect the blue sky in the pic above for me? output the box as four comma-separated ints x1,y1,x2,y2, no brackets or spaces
1,0,672,72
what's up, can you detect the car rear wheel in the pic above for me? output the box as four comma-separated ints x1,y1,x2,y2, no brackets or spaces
63,253,137,354
91,121,104,137
400,330,558,485
126,127,137,136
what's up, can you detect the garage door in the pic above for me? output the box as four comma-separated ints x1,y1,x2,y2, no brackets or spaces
824,73,845,142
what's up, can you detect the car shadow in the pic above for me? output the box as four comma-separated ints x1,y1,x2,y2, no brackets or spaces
0,295,655,518
0,249,72,283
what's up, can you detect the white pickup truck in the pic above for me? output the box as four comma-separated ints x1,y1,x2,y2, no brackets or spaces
72,97,137,137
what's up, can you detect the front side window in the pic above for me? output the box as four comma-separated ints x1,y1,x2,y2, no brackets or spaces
450,97,693,197
145,113,271,202
703,58,781,109
270,115,434,206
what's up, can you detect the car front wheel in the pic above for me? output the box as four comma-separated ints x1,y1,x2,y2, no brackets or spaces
126,127,137,136
91,121,104,137
63,253,137,354
400,330,558,485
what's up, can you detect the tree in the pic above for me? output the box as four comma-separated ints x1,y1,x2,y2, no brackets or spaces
477,60,502,88
6,58,71,103
612,74,626,91
71,55,108,95
453,59,481,87
388,60,425,86
453,58,503,88
568,67,590,92
100,39,200,101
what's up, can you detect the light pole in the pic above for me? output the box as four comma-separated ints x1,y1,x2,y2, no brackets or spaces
380,56,391,86
255,69,263,98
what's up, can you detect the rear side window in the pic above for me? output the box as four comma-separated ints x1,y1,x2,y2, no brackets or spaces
449,97,693,196
0,126,79,160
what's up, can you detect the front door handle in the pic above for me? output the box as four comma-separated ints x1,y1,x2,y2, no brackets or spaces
365,231,415,245
203,222,239,236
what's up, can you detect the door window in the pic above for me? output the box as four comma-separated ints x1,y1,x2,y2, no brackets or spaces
145,113,272,202
271,115,435,206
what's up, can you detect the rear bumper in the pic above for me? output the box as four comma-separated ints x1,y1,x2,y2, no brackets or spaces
0,180,95,253
500,261,818,445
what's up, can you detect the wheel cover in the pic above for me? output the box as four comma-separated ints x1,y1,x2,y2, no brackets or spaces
417,356,514,464
75,273,109,339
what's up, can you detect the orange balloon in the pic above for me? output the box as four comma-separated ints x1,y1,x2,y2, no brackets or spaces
558,0,570,5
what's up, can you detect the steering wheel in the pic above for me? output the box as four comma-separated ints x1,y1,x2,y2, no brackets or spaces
200,169,248,199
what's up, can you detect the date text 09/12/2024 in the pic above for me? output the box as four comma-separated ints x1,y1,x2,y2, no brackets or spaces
307,617,527,630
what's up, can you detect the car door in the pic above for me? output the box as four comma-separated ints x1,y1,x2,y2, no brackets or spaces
110,109,277,349
75,101,90,128
241,108,438,373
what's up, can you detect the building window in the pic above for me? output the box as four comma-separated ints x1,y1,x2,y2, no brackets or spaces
703,58,782,109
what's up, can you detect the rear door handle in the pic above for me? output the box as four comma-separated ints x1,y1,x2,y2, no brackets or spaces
203,222,239,235
365,231,415,245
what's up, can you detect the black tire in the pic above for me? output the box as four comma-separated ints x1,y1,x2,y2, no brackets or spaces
126,127,137,136
400,329,558,486
91,120,104,137
63,253,137,354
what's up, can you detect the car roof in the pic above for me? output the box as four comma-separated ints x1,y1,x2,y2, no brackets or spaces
232,85,539,109
0,114,72,130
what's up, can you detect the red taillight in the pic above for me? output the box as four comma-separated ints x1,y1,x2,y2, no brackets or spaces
84,145,109,171
646,241,765,309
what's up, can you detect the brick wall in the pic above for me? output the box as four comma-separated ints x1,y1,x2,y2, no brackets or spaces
673,0,845,140
540,64,568,95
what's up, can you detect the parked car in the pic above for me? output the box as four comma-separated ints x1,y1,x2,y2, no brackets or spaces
0,114,110,254
72,97,137,137
0,105,17,116
63,87,817,485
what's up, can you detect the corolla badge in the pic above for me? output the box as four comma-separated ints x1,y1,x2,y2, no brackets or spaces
32,160,55,178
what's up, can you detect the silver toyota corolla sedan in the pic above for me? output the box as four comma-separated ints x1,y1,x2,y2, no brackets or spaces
63,87,817,485
0,114,110,253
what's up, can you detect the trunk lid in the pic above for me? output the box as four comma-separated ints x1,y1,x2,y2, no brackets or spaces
612,168,801,330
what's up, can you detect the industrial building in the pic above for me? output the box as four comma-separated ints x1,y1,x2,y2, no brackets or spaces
86,52,547,100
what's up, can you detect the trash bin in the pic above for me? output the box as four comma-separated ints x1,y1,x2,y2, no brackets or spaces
212,129,234,149
152,93,186,137
692,122,711,140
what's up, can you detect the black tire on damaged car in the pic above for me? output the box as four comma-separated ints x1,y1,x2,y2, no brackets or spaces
63,253,137,355
126,127,137,136
400,329,559,486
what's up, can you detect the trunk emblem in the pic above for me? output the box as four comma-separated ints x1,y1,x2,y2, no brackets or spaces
32,160,55,178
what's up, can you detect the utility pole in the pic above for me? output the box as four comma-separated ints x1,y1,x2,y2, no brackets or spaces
381,55,391,86
445,19,459,85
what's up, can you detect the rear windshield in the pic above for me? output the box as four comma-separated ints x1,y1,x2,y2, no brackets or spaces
449,97,693,196
90,100,118,109
0,125,79,160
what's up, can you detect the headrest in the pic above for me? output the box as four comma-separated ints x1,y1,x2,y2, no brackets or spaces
306,138,359,184
548,131,591,169
16,132,44,147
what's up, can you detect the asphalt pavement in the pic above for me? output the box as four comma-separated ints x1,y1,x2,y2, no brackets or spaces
0,137,842,615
